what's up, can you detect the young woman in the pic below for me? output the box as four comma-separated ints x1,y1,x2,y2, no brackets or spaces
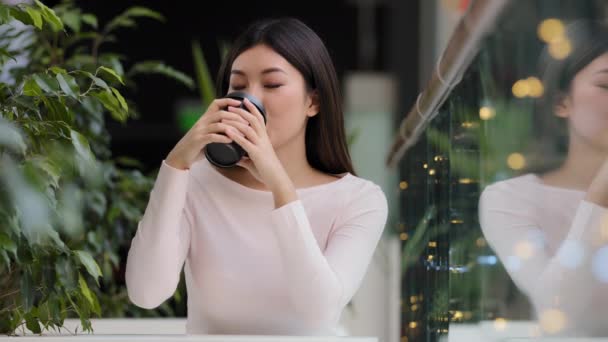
125,18,388,336
479,20,608,336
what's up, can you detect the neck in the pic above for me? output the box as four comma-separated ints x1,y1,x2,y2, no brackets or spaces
235,130,316,189
545,135,607,190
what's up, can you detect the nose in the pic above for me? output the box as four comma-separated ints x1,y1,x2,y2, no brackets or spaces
245,86,264,105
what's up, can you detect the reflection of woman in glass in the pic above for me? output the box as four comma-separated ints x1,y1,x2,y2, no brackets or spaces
124,18,388,335
480,20,608,336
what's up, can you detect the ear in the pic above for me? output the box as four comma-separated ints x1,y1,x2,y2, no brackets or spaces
554,92,571,119
306,90,320,117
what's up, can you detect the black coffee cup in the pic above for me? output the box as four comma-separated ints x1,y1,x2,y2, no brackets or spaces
204,92,267,168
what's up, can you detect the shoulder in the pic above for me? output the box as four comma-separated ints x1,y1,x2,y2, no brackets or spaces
335,174,388,222
479,173,541,207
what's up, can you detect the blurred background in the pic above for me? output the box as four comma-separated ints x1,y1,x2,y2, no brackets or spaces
2,0,608,341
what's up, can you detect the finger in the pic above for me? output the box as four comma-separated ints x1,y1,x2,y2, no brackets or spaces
225,127,255,152
219,118,249,131
243,98,266,127
223,120,258,143
194,98,243,128
203,133,233,145
207,98,242,113
227,106,263,134
202,122,234,135
216,110,249,124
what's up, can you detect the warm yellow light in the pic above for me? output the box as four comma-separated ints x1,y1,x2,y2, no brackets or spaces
409,321,418,329
410,295,417,304
451,219,464,224
400,233,409,241
459,178,474,184
539,309,567,334
427,255,434,261
512,79,530,98
527,77,544,98
423,163,428,169
453,311,464,320
507,153,526,170
549,38,572,60
538,18,565,43
428,241,437,248
514,240,535,260
399,181,409,190
479,106,496,120
428,169,436,176
411,304,419,311
494,318,508,331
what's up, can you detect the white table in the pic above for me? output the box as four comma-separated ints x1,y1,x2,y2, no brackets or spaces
0,319,377,342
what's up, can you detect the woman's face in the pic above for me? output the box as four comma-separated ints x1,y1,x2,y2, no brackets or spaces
228,44,318,150
558,52,608,151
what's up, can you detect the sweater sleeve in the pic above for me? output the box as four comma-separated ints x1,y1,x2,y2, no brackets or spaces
479,186,608,335
125,160,192,309
269,183,388,326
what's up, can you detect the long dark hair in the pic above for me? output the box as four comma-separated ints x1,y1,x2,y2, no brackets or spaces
529,19,608,172
216,18,356,176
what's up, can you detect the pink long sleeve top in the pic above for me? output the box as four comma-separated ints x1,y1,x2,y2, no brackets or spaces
125,158,389,335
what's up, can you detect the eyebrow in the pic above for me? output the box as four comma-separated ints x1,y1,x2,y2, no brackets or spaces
230,67,287,76
595,69,608,74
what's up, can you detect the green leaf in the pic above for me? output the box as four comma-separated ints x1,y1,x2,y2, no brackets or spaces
48,296,64,325
55,257,77,291
105,6,164,33
56,73,80,100
33,74,59,93
91,90,127,122
122,7,164,21
0,47,17,62
9,7,34,26
192,41,215,105
81,14,97,29
34,0,64,32
25,7,43,30
74,250,102,285
75,70,109,90
0,5,11,24
60,9,80,33
106,17,136,32
23,78,43,97
78,273,101,316
40,96,73,123
129,60,194,90
110,87,128,111
31,156,61,189
49,66,67,74
70,130,93,162
98,66,124,85
0,232,17,257
25,311,41,334
108,56,125,76
37,301,51,327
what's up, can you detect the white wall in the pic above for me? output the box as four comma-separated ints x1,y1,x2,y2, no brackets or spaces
340,72,400,342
